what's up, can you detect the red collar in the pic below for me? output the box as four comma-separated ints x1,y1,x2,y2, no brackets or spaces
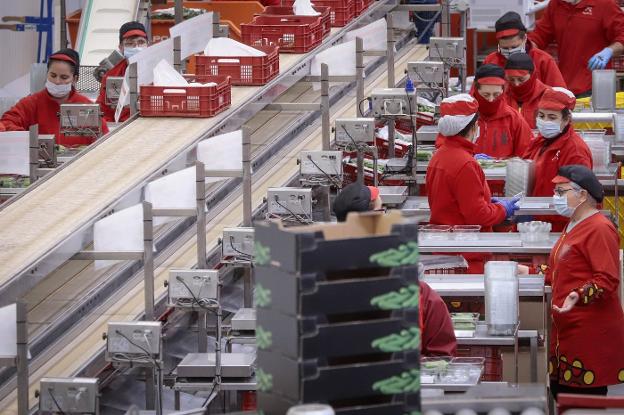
436,134,477,155
530,125,576,152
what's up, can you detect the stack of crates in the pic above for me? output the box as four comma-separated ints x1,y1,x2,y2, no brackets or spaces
254,212,421,415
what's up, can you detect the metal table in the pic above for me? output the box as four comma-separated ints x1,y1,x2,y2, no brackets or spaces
403,196,558,217
421,274,547,297
417,232,559,254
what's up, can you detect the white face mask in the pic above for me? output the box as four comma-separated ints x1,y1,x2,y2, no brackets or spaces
123,46,146,59
553,192,582,217
45,80,72,98
536,117,563,139
499,42,526,59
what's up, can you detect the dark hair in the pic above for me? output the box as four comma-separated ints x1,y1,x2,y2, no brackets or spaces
562,108,571,120
47,48,80,77
458,114,479,137
475,81,504,91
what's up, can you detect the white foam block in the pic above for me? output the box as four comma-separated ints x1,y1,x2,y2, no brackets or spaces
0,304,16,357
197,130,243,171
94,204,144,269
0,131,29,176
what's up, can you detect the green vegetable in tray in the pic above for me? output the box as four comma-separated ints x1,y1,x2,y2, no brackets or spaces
0,176,30,188
371,327,421,352
477,159,508,169
373,368,420,394
152,7,205,20
421,359,450,370
370,284,419,310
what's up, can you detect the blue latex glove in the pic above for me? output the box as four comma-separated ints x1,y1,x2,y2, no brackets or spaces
475,153,493,160
491,197,500,204
588,47,613,70
497,197,520,219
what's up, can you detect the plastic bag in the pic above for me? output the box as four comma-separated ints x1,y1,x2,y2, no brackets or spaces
153,59,188,86
203,38,266,57
294,0,321,15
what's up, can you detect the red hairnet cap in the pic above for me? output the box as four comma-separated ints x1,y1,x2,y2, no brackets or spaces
367,186,380,201
539,87,576,111
440,94,479,117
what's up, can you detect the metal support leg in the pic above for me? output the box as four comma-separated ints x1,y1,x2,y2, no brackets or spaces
215,282,223,388
198,310,208,353
241,127,253,308
174,0,183,24
173,36,182,73
16,301,28,415
321,64,331,151
319,185,331,221
372,147,379,187
29,125,39,183
174,390,181,410
615,162,620,227
386,14,395,88
440,0,451,37
355,37,364,117
143,201,155,321
530,334,538,383
356,149,365,184
129,63,138,116
388,120,396,159
196,162,207,269
60,0,68,48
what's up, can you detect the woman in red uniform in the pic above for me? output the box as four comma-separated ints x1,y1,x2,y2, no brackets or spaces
484,11,565,88
96,21,149,123
504,53,549,130
0,48,108,147
471,64,532,159
523,87,592,231
426,94,519,273
547,165,624,398
528,0,624,96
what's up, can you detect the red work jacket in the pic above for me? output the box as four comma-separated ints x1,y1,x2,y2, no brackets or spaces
475,103,533,158
546,213,624,388
528,0,624,95
0,89,109,147
507,77,549,130
523,127,592,230
427,136,507,273
96,59,129,123
484,43,566,88
420,281,457,357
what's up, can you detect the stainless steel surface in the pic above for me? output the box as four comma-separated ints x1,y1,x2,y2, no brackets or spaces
418,232,559,253
379,185,408,204
421,274,545,297
231,308,256,332
176,353,254,378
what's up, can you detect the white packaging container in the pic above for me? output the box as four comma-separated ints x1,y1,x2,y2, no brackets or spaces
485,261,519,336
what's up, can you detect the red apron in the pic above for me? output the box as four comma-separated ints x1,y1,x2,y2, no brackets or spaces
547,213,624,387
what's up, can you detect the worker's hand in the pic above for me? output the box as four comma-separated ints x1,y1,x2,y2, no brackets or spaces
517,264,530,275
497,197,520,219
0,122,5,132
588,47,613,70
552,291,579,313
474,153,493,160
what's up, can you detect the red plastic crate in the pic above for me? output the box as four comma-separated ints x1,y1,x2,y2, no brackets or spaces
283,0,355,27
354,0,374,15
194,44,279,86
241,15,323,54
139,75,231,118
612,55,624,71
262,5,331,37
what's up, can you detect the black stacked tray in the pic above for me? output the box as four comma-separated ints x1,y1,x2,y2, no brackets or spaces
254,214,421,415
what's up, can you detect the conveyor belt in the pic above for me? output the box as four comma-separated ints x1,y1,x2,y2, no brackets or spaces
0,37,427,414
0,1,396,305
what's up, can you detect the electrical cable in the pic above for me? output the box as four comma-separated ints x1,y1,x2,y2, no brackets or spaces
304,155,342,188
358,97,371,117
229,236,253,260
113,329,161,370
201,380,219,408
48,388,67,415
274,197,308,225
175,276,219,311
